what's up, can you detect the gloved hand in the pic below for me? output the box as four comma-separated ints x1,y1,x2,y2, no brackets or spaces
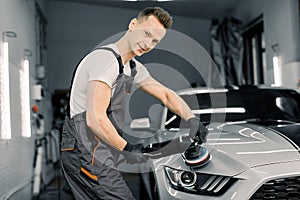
188,117,208,144
143,136,192,159
122,143,148,164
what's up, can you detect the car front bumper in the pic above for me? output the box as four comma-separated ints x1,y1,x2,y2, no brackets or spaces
154,159,300,200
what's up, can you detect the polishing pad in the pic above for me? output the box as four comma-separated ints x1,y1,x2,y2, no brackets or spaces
184,146,211,168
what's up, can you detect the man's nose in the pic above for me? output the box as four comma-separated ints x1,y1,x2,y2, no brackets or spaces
145,38,154,49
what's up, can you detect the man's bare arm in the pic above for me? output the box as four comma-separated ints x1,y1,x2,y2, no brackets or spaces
137,76,195,121
86,81,127,151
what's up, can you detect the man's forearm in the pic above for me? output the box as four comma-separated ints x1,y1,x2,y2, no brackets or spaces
165,90,195,121
86,112,127,151
137,76,195,121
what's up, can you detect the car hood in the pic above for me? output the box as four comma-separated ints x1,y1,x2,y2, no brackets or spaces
150,122,300,176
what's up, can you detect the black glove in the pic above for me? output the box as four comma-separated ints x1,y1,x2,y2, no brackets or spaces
122,143,148,164
143,136,192,159
188,117,208,144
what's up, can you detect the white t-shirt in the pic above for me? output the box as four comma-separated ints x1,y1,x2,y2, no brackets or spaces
70,44,150,117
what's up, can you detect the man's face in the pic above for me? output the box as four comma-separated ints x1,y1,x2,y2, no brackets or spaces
128,15,167,56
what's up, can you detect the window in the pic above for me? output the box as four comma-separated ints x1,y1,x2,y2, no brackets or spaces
242,15,266,85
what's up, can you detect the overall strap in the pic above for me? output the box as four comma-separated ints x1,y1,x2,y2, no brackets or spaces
66,47,123,118
94,47,124,74
129,59,137,78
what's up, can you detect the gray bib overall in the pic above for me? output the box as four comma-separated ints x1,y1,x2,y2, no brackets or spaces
61,47,137,199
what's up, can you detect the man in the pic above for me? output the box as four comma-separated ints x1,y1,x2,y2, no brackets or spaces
61,7,208,199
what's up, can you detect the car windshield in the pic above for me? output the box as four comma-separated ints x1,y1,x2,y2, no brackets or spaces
164,88,300,129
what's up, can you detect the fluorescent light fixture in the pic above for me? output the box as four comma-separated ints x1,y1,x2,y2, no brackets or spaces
21,49,32,137
178,88,228,95
193,107,246,114
273,56,281,86
0,41,12,139
0,31,16,139
164,115,177,125
123,0,173,1
272,44,281,86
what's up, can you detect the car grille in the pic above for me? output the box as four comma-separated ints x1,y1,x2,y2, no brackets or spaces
250,176,300,200
197,175,235,195
177,174,237,196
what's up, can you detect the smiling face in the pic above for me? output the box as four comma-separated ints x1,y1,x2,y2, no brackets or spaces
127,15,167,56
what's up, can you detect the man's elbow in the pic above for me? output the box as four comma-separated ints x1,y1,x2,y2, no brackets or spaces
86,112,106,131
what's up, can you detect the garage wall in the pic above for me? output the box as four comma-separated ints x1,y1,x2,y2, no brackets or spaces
46,1,212,92
0,0,35,199
0,0,47,199
232,0,300,88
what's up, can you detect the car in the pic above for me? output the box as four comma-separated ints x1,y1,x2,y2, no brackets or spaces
129,85,300,200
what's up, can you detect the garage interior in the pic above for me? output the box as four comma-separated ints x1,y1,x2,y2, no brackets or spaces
0,0,300,200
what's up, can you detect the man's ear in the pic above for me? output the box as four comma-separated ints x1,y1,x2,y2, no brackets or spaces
128,18,138,31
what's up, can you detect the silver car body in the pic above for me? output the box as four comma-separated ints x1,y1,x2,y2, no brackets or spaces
146,86,300,200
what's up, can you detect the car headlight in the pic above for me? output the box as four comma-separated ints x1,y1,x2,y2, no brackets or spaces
164,166,237,196
165,166,197,189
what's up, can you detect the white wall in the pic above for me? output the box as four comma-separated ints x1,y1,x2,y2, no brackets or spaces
0,0,49,199
0,0,35,198
233,0,300,88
